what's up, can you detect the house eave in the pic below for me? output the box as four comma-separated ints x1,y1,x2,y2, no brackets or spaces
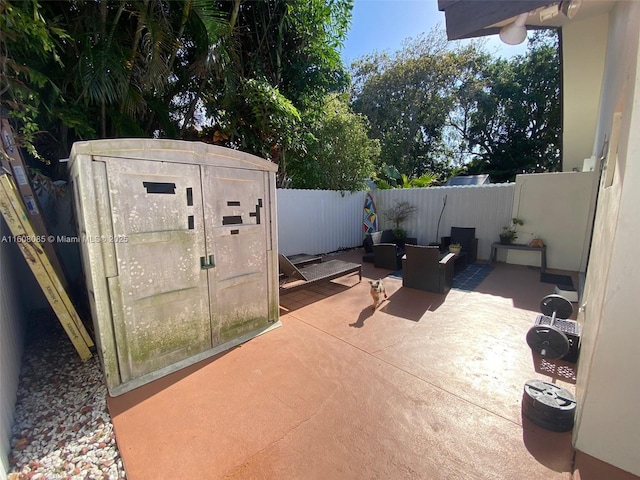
437,0,561,40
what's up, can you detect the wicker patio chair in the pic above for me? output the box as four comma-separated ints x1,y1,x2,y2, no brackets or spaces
402,245,455,294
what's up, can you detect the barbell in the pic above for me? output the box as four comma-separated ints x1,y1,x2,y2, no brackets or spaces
526,294,574,359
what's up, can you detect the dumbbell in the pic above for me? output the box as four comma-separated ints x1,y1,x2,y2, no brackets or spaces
526,294,573,359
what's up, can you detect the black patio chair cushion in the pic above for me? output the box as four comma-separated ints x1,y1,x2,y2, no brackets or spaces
380,229,396,243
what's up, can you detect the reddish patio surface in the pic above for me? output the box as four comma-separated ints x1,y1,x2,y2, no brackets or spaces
107,250,638,480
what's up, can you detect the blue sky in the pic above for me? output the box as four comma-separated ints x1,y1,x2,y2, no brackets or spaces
340,0,528,64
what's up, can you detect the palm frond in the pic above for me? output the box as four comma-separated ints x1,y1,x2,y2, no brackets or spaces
77,46,128,106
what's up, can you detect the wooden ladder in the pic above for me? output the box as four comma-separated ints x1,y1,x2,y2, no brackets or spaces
0,172,94,360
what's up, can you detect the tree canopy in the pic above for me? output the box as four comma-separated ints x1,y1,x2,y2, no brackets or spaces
1,0,363,188
286,93,379,191
350,29,561,184
459,31,561,182
2,1,561,188
350,31,461,179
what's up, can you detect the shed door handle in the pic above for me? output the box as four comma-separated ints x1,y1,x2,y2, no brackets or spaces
200,255,215,269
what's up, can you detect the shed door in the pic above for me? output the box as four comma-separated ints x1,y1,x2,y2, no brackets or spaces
202,166,271,345
104,158,211,382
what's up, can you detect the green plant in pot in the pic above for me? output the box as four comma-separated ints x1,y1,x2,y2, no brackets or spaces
500,218,524,244
392,228,408,241
449,243,462,255
383,200,417,246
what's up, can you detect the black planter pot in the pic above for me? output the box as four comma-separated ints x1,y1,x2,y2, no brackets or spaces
499,234,513,245
363,235,374,253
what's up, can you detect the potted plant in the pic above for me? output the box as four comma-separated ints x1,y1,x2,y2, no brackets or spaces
500,217,524,244
383,200,417,248
449,243,462,255
392,228,408,242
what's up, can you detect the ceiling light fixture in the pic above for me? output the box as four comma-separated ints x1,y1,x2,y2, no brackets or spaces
499,12,529,45
561,0,583,19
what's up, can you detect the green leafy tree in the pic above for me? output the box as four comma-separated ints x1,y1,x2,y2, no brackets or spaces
201,0,353,186
0,0,69,160
236,78,301,187
373,164,436,189
287,93,379,191
1,0,358,191
2,0,229,168
351,28,560,185
443,45,494,166
461,31,561,182
350,29,461,180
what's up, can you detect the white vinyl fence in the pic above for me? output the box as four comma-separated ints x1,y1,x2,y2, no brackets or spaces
276,189,367,257
277,184,516,261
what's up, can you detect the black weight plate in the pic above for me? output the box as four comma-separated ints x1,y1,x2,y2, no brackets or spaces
523,408,574,432
522,396,575,419
540,294,573,319
522,403,575,426
523,379,577,414
526,325,571,359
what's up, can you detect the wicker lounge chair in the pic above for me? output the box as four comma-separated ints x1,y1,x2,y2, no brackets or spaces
279,254,362,294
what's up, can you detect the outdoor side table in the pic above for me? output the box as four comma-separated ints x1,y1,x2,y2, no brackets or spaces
489,242,547,273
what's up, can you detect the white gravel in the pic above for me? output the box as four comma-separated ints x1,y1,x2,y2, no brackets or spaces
8,316,126,479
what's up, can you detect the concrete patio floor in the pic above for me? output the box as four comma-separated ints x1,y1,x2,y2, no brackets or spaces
107,249,638,480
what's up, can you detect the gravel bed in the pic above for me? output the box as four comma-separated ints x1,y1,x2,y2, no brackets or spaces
8,314,126,480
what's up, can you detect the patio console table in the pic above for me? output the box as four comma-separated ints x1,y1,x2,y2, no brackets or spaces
490,242,547,274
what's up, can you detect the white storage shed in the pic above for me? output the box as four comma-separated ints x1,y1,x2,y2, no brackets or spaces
68,139,280,396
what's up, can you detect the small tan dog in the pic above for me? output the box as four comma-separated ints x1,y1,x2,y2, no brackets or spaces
369,279,388,310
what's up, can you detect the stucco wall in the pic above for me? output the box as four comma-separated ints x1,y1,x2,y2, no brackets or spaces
507,171,593,272
573,2,640,476
562,14,608,172
0,218,27,479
